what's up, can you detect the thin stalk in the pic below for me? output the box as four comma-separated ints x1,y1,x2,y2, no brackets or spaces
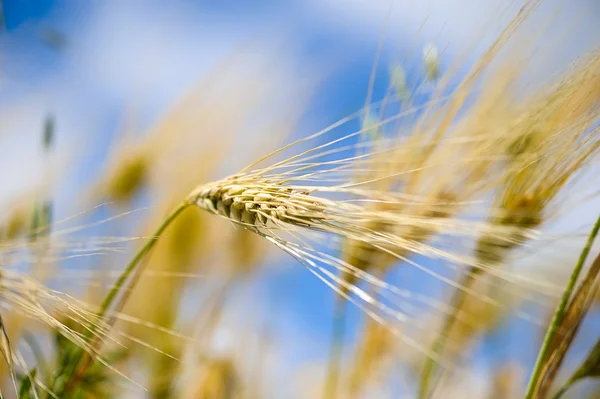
524,214,600,399
418,269,477,399
98,201,190,320
550,380,573,399
54,200,191,396
323,298,347,399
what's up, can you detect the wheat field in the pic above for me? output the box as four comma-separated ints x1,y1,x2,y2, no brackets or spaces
0,0,599,398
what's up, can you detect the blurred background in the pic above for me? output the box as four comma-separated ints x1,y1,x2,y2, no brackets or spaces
1,0,600,398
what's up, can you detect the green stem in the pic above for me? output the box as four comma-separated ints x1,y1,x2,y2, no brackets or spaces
97,201,190,321
550,380,574,399
418,270,477,399
524,214,600,399
54,201,191,395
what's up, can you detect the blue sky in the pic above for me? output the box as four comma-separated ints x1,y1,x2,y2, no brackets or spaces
2,1,600,398
0,2,403,396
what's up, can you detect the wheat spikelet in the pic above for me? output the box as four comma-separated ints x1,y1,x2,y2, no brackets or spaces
100,146,149,204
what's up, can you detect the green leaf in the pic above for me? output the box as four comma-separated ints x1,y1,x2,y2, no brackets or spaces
18,368,37,398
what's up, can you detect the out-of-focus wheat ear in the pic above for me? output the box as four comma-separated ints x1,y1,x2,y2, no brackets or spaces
423,44,441,82
420,197,547,395
193,357,242,399
420,49,600,397
1,202,29,242
488,363,523,399
30,114,55,243
329,41,523,397
102,149,149,204
420,196,527,395
330,190,456,399
418,268,516,398
329,194,458,399
445,277,514,360
324,175,451,398
91,52,245,206
346,320,394,398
